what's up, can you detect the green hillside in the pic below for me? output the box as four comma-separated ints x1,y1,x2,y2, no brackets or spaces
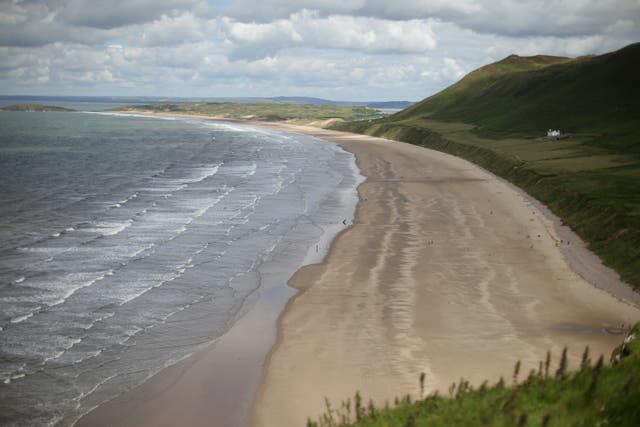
309,323,640,427
333,43,640,288
395,43,639,154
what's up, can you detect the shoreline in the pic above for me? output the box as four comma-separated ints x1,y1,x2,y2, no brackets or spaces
78,113,640,427
251,124,640,427
74,114,363,427
255,122,640,307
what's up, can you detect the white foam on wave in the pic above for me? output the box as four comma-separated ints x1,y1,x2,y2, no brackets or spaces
72,373,118,402
176,258,194,274
88,112,178,122
201,121,265,134
118,257,194,306
15,276,25,284
184,163,222,184
194,242,212,255
128,243,155,258
81,312,115,331
168,225,187,241
84,220,133,237
110,193,139,208
118,279,167,306
43,336,84,363
120,193,138,205
43,350,65,363
10,308,41,324
186,187,233,225
271,178,285,195
3,372,26,385
49,270,114,307
223,162,258,178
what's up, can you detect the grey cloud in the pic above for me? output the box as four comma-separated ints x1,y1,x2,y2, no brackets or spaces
0,0,207,46
56,0,201,29
0,21,117,47
224,0,640,38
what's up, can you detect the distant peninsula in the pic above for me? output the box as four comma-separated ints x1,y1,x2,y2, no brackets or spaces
0,103,75,112
113,102,383,127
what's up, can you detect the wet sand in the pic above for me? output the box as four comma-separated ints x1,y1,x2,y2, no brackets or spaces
77,117,640,427
251,125,640,427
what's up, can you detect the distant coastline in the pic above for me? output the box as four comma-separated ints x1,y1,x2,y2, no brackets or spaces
0,103,75,112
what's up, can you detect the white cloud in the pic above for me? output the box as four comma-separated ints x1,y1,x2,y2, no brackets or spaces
137,13,213,47
0,0,638,100
221,10,437,56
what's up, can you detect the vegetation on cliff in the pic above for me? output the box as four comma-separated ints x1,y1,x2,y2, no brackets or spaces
309,323,640,427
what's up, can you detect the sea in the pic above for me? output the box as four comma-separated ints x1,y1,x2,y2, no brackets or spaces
0,110,362,426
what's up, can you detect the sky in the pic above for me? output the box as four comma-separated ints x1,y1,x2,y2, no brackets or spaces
0,0,638,101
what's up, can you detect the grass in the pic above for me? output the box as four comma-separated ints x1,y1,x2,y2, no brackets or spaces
332,43,640,289
114,102,382,126
308,323,640,427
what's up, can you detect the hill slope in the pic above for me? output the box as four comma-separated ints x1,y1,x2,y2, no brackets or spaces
332,43,640,288
395,43,640,154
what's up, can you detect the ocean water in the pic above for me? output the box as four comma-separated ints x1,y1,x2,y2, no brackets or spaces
0,111,362,426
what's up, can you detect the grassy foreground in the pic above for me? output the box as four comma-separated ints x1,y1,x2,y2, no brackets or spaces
333,43,640,288
308,324,640,427
115,102,381,126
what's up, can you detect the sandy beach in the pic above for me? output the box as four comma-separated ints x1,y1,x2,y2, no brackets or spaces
251,125,640,427
77,118,640,427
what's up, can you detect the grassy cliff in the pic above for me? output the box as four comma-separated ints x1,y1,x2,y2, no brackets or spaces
333,43,640,288
309,323,640,427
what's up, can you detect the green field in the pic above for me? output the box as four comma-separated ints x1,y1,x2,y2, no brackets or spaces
308,323,640,427
115,102,382,125
334,43,640,289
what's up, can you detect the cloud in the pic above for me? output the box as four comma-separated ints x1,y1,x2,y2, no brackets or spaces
225,0,640,38
221,10,437,58
0,0,207,47
56,0,202,29
136,13,213,47
0,0,638,100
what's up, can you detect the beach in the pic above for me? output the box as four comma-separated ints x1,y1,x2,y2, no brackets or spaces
251,125,640,426
77,120,640,427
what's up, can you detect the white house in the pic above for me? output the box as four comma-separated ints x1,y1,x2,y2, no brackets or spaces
547,129,561,139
